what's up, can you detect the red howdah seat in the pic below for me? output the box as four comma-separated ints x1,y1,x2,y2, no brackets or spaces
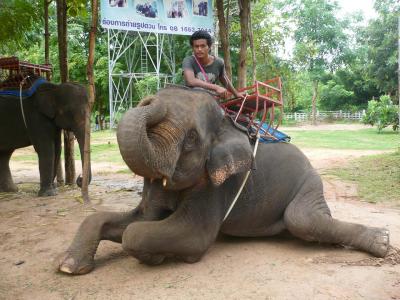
219,77,284,140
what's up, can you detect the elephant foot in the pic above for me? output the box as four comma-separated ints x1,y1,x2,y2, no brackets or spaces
38,186,57,197
0,183,18,193
58,252,94,275
367,228,390,258
128,251,165,265
181,254,202,264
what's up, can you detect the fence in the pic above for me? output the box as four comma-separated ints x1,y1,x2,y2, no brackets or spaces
284,110,365,122
92,111,365,130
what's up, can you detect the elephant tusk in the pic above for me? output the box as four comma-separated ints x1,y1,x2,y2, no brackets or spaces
162,178,167,187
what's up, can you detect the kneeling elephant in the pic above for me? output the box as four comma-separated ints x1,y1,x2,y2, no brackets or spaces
59,86,389,275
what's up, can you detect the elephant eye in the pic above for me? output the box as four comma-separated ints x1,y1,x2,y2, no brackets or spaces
184,129,198,151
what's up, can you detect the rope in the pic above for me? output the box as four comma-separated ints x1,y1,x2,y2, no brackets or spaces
222,132,260,222
234,93,248,123
19,75,30,129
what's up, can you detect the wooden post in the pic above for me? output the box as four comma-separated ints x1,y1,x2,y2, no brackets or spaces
82,0,98,203
398,16,400,137
56,0,75,185
45,0,64,185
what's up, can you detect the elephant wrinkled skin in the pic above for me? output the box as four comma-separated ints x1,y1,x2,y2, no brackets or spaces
59,86,389,275
0,80,91,196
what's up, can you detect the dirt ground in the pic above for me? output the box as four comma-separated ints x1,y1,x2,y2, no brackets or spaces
1,124,399,300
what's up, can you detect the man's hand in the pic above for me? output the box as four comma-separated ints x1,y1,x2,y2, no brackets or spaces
215,86,228,99
234,91,246,99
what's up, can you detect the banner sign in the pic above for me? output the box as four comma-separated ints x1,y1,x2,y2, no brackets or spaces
101,0,214,35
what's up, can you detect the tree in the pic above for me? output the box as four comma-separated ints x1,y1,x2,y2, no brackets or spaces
56,0,76,185
362,95,399,132
43,0,66,185
237,0,250,88
44,0,52,68
0,0,43,54
319,80,355,110
251,0,290,80
292,0,347,124
216,0,233,80
248,7,257,82
82,0,98,203
362,0,399,97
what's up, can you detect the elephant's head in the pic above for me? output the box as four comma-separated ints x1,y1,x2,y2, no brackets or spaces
34,82,91,186
117,87,253,190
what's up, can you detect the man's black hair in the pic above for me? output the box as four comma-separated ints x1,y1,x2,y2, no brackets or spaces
190,30,212,47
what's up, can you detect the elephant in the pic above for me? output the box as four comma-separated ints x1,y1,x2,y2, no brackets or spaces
0,78,91,196
58,86,389,275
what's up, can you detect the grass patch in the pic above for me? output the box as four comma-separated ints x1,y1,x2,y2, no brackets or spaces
116,168,132,174
11,154,37,161
11,130,123,164
327,151,400,204
83,131,123,163
86,143,124,163
285,128,399,150
281,119,300,127
90,129,117,142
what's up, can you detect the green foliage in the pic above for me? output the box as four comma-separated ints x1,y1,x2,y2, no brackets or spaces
67,0,89,18
292,0,347,75
1,0,398,121
362,0,399,95
319,80,355,110
133,76,159,104
0,0,43,53
283,71,314,112
362,95,399,132
250,0,290,79
287,0,349,116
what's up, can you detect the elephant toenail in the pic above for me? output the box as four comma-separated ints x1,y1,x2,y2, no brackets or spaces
59,257,75,273
60,264,73,274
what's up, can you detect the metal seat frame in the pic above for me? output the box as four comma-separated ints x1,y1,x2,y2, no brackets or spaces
219,77,284,140
0,56,52,90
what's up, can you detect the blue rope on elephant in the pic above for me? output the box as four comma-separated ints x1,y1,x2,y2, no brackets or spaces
0,77,47,97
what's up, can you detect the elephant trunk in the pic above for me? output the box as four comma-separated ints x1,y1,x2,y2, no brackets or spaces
74,129,92,187
117,99,178,180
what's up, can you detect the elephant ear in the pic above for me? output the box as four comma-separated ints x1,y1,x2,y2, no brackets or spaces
206,119,253,186
35,83,57,119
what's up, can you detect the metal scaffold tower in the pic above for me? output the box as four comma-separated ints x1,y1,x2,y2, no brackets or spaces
108,29,176,128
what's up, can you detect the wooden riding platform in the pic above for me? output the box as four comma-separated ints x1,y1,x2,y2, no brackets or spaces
0,56,52,90
219,77,284,141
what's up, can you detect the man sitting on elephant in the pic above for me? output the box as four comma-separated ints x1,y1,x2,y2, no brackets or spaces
183,30,244,100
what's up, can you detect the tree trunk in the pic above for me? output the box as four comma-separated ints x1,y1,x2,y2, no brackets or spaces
238,0,250,88
82,0,98,203
45,0,65,185
44,0,50,69
216,0,232,81
311,80,319,125
56,0,75,185
248,6,256,84
56,0,68,83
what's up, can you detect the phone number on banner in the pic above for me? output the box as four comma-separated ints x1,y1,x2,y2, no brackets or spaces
179,26,212,34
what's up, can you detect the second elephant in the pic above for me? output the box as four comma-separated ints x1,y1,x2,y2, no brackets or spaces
0,79,91,196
